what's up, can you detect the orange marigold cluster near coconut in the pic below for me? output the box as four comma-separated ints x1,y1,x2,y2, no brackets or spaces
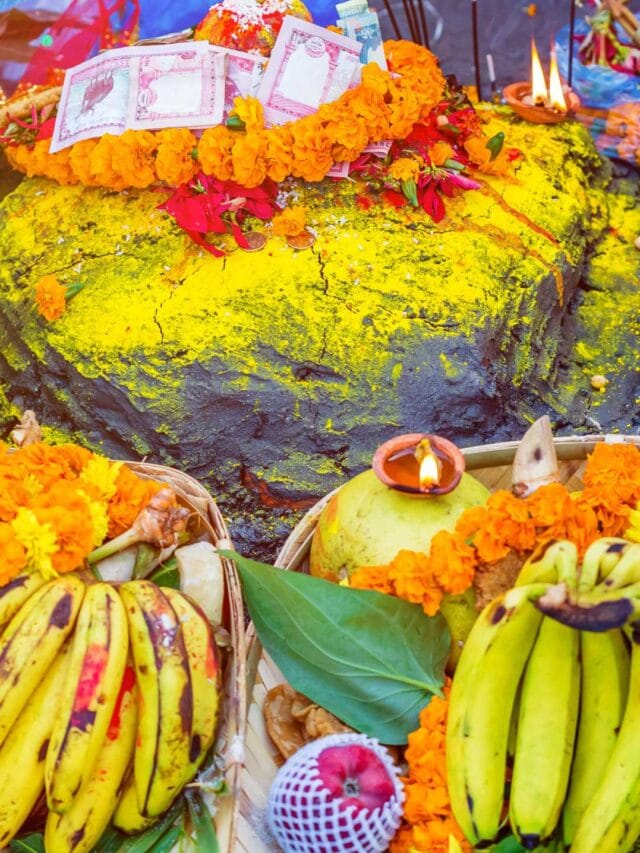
390,682,471,853
35,274,67,321
351,443,640,614
0,441,167,585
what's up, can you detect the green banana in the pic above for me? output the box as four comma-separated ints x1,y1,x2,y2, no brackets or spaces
509,616,581,848
563,629,630,845
0,645,70,846
0,575,84,747
0,571,46,632
45,663,138,853
120,580,193,817
162,588,220,780
570,634,640,853
446,583,547,845
45,582,129,814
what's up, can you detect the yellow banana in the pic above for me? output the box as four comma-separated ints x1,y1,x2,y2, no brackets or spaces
46,582,129,814
45,663,138,853
162,588,220,780
112,775,155,834
120,580,193,817
446,583,547,846
0,572,46,632
570,636,640,853
0,575,84,747
509,616,580,848
563,629,630,845
0,645,70,847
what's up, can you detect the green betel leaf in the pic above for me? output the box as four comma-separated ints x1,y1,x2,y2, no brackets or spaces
223,552,450,744
9,834,44,853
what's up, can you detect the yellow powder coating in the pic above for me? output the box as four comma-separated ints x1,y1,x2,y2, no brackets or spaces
0,111,618,525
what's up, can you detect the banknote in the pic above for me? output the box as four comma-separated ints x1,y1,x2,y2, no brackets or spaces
50,43,224,152
50,46,133,152
209,47,267,121
327,161,351,178
128,43,225,130
344,11,387,70
257,17,362,126
363,139,392,158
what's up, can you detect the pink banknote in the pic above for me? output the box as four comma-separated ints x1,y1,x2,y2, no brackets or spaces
257,17,362,126
128,44,225,130
209,47,267,121
50,43,224,152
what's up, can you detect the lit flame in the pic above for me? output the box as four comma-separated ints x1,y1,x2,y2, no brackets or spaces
415,439,443,490
548,45,567,112
530,38,548,105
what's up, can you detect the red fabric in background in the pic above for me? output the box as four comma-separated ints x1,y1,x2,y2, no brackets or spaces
20,0,139,85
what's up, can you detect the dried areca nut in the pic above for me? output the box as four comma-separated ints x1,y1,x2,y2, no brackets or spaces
264,684,308,760
473,552,526,611
301,706,354,740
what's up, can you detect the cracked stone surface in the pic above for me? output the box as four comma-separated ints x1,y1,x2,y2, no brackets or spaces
0,112,636,558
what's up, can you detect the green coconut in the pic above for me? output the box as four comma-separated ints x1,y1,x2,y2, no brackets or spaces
309,468,490,665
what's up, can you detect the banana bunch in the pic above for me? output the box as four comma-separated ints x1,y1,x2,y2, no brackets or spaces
0,574,221,852
447,537,640,853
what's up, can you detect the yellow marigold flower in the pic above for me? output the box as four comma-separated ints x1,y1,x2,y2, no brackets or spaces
35,274,67,322
272,205,307,238
388,156,421,182
361,62,391,96
155,128,199,186
198,125,235,180
11,507,57,579
80,456,122,502
232,132,268,188
69,139,100,186
78,490,110,547
231,96,264,131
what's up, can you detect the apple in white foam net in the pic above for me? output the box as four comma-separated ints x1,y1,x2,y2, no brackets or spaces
267,733,404,852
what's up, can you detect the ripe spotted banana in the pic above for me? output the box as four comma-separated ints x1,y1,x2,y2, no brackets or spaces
112,775,155,834
0,572,46,632
0,645,70,847
162,587,220,780
563,628,630,845
570,635,640,853
509,616,581,848
45,663,138,853
0,575,84,748
45,582,129,814
446,583,547,845
120,580,193,817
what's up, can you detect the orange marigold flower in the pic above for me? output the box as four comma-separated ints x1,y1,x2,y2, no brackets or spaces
428,531,476,595
35,274,67,321
231,131,268,188
68,139,100,186
290,119,334,182
0,522,27,583
108,466,165,537
324,112,369,153
388,156,421,182
272,205,307,238
429,140,455,166
350,563,393,595
231,96,265,131
198,125,235,180
265,125,294,183
361,62,391,96
464,134,510,176
32,481,95,573
155,128,199,186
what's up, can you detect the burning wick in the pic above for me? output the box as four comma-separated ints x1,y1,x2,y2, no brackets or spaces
414,438,443,491
528,37,568,113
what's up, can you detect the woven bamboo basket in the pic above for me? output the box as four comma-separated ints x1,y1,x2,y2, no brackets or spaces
236,432,640,852
124,461,246,852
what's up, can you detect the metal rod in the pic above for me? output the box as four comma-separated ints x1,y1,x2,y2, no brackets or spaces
382,0,403,40
568,0,577,87
472,0,483,101
417,0,431,49
401,0,421,43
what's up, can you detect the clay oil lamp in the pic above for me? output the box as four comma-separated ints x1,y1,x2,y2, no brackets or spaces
372,433,465,497
503,38,579,125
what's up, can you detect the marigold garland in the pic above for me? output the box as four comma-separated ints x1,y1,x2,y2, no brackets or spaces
4,41,454,191
352,443,640,615
0,442,167,585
